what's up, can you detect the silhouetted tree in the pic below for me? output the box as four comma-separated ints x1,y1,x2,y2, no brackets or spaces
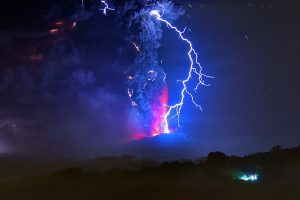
271,145,282,152
206,152,228,167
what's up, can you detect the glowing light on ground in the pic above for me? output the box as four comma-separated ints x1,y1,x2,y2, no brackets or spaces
239,174,259,182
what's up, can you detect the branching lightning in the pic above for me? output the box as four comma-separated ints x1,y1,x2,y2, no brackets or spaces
100,0,115,15
97,1,212,136
150,5,213,131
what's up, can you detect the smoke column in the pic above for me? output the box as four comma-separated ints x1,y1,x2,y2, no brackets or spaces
96,0,211,139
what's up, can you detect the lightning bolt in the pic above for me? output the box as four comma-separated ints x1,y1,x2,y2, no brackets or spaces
150,6,213,131
100,0,115,15
97,1,213,134
132,42,141,52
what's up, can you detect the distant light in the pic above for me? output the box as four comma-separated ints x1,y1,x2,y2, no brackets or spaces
239,173,259,182
49,28,59,34
72,21,77,28
55,21,64,26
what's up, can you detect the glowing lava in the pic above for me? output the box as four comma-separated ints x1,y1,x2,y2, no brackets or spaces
150,86,171,137
132,86,171,141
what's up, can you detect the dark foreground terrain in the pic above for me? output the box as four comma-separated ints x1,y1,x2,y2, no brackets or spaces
0,145,299,200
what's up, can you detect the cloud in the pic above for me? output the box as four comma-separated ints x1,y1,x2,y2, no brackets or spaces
0,2,132,157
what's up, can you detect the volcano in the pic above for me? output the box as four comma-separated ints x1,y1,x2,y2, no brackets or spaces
122,132,200,160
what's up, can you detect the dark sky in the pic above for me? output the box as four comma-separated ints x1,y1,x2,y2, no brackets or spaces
0,0,299,158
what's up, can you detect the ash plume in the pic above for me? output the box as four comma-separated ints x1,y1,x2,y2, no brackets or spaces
0,0,187,157
113,0,185,135
69,0,185,135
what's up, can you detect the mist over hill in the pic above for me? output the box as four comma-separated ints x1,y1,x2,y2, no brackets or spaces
0,145,299,199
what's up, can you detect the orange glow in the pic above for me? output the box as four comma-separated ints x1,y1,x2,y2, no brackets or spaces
55,21,64,26
131,87,173,141
49,28,59,34
150,86,170,137
134,134,146,141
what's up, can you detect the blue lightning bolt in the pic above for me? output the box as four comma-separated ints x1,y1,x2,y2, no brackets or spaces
97,1,213,134
100,0,115,15
150,7,213,131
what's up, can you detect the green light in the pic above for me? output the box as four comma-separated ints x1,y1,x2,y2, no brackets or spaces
239,174,259,182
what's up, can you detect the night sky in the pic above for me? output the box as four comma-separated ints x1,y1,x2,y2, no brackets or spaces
0,0,299,158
